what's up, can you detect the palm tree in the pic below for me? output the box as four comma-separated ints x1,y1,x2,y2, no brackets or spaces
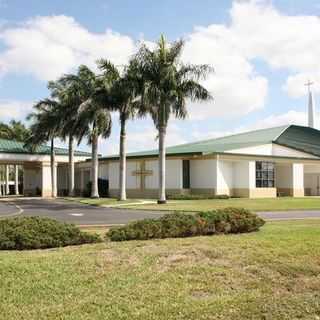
0,121,31,142
97,59,143,201
135,35,213,203
48,79,82,197
64,65,112,198
26,99,62,197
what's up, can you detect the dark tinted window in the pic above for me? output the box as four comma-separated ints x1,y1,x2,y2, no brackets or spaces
183,160,190,189
256,161,275,188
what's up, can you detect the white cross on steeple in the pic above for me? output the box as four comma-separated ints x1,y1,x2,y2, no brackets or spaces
305,80,314,92
305,80,315,128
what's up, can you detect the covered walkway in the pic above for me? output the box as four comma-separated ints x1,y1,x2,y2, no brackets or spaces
0,138,91,197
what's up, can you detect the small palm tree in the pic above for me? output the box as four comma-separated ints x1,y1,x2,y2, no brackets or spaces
64,65,112,198
26,99,62,197
97,59,143,201
135,35,213,203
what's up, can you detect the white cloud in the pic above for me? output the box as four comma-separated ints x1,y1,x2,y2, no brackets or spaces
0,15,135,81
182,15,268,119
98,119,188,156
0,0,319,138
228,1,320,97
180,0,320,119
0,100,33,121
191,109,316,143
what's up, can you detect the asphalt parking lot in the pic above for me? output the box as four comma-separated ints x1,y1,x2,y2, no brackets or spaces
1,197,320,226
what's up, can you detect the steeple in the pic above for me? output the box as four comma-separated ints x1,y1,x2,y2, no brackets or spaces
305,80,315,128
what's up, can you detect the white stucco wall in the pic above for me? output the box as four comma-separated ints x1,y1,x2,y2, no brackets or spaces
109,159,182,190
272,144,318,158
166,159,183,189
305,174,320,195
57,166,68,190
23,166,41,191
275,164,292,188
108,162,119,189
233,160,253,188
228,144,273,155
0,153,89,163
276,163,304,190
145,160,158,189
227,143,318,159
190,159,216,189
98,163,108,180
83,170,90,189
216,160,233,193
303,164,320,173
126,162,140,189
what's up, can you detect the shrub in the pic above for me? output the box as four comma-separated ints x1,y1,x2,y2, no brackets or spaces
107,208,265,241
167,194,229,200
84,179,109,198
0,217,101,250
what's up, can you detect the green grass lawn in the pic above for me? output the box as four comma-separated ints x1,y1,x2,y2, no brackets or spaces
123,196,320,212
1,220,320,319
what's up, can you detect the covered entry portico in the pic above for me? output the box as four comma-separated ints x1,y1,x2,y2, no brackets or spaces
0,164,21,196
0,139,91,197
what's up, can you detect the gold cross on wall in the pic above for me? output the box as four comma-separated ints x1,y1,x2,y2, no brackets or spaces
132,161,153,190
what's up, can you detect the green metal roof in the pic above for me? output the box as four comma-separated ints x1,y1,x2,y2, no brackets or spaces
0,138,91,156
276,125,320,157
102,125,320,160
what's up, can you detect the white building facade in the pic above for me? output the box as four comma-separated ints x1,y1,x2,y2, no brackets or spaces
72,125,320,199
1,125,320,199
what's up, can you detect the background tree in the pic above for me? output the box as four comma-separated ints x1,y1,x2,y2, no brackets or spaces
135,35,213,203
0,120,31,142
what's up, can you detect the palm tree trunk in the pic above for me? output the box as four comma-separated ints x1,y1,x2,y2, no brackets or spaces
50,138,57,198
91,134,99,198
68,134,75,197
119,116,127,201
158,125,166,204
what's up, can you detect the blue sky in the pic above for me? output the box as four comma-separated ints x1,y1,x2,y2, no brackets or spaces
0,0,319,154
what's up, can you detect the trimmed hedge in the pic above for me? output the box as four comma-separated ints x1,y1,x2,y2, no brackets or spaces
167,194,230,200
0,217,101,250
107,208,265,241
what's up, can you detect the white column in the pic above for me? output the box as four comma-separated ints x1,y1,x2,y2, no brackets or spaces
14,165,19,195
292,163,304,197
41,162,57,198
5,165,9,195
216,159,233,196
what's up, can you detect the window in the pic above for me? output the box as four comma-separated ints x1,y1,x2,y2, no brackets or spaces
256,161,275,188
182,160,190,189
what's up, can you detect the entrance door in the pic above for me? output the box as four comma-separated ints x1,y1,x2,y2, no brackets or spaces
182,160,190,189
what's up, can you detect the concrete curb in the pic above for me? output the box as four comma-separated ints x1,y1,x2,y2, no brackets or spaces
0,202,24,218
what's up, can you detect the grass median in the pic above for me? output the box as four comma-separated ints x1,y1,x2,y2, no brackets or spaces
123,196,320,212
1,219,320,319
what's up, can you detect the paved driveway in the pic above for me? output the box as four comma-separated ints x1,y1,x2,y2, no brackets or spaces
0,198,165,226
1,198,320,226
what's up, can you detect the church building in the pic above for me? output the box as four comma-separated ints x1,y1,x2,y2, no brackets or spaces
73,124,320,199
